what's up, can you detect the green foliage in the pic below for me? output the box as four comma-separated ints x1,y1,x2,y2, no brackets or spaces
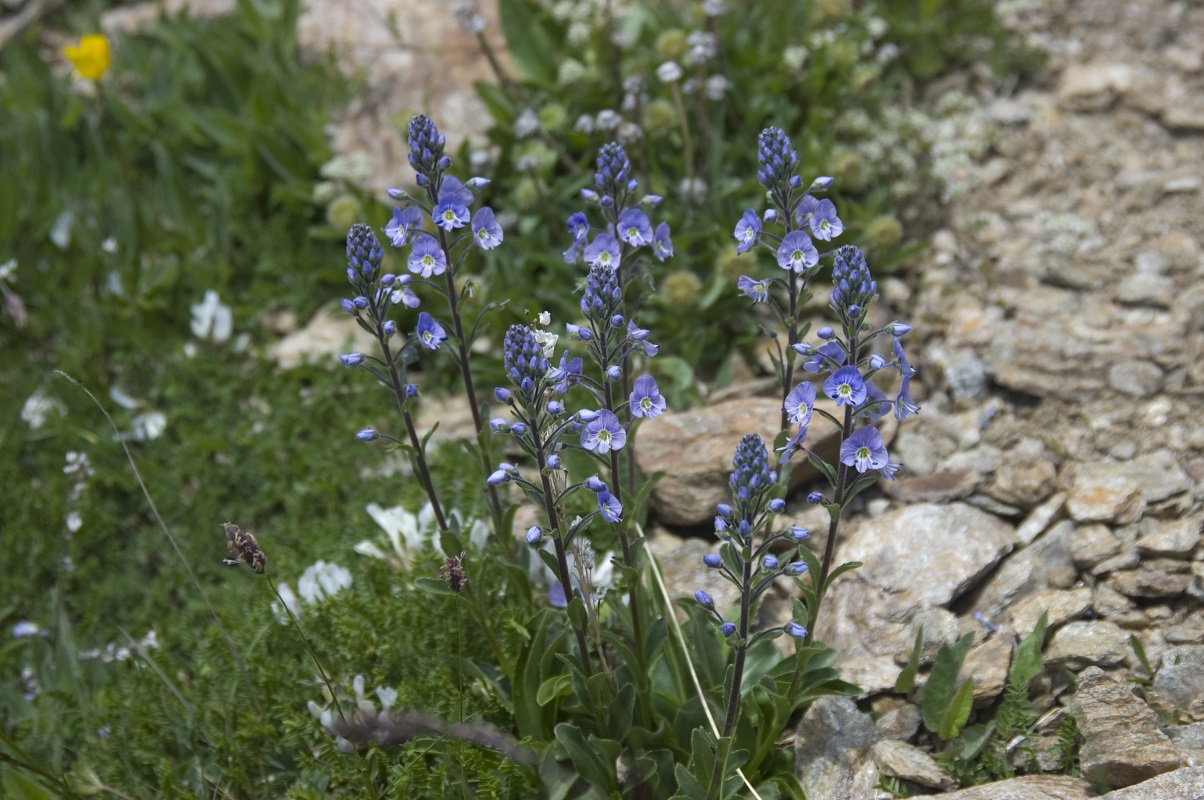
921,632,975,741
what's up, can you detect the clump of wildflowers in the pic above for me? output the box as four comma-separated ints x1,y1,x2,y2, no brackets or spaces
696,434,814,789
730,126,845,431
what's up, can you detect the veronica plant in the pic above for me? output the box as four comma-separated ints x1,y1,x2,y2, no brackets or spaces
337,223,452,531
733,126,843,432
695,433,811,798
385,114,507,527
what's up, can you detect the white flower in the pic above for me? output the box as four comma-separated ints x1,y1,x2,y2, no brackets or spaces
50,210,73,250
574,114,595,134
656,61,683,83
66,511,83,533
101,237,118,254
0,258,16,284
272,582,301,619
514,107,540,138
702,0,725,15
21,389,65,430
537,310,551,326
376,686,398,710
356,501,488,570
595,109,622,131
131,410,167,442
297,560,352,605
190,290,233,343
705,74,731,101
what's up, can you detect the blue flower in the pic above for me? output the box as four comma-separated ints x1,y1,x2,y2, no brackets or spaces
825,365,866,407
756,126,799,190
695,589,714,608
807,492,823,504
346,223,384,280
801,341,846,373
784,381,816,424
786,562,807,575
703,553,722,568
763,555,779,569
886,322,912,337
738,275,769,303
729,434,774,524
597,490,623,523
618,208,653,247
777,230,818,272
525,526,542,544
503,325,548,390
840,426,890,474
787,526,810,540
808,198,844,241
580,409,626,453
416,312,447,350
829,245,877,323
563,212,590,263
406,114,447,177
733,209,761,254
776,420,811,464
340,352,364,367
391,286,420,308
721,622,737,637
550,351,583,394
357,428,378,441
629,374,666,418
584,233,621,269
585,475,608,493
653,222,674,261
581,264,622,321
784,623,807,638
384,206,423,247
627,320,659,356
893,337,917,378
408,235,447,278
895,375,920,420
433,197,470,231
471,207,504,250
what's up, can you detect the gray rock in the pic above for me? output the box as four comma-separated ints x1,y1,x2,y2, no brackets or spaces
1108,568,1192,600
917,775,1093,800
1007,588,1092,638
1046,621,1128,670
1098,766,1204,798
963,629,1015,706
1016,492,1067,546
870,739,957,790
910,607,962,665
794,696,881,800
1070,666,1182,788
1166,724,1204,766
1136,516,1202,559
647,532,740,613
875,704,922,740
1065,452,1191,524
882,468,980,503
820,503,1015,660
1071,524,1123,570
1152,663,1204,720
1107,361,1165,397
970,521,1077,620
634,395,854,526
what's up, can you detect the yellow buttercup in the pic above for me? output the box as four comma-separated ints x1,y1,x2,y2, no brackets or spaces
63,34,111,81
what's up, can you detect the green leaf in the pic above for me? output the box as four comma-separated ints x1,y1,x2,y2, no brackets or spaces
413,576,454,596
554,723,615,792
938,676,975,741
1010,612,1048,690
806,452,838,486
840,473,880,507
1130,632,1153,677
497,0,558,85
536,673,572,706
922,633,974,736
821,560,862,595
673,762,707,798
895,626,924,693
473,79,515,123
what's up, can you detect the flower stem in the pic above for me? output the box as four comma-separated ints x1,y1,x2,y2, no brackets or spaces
708,551,752,799
379,338,449,532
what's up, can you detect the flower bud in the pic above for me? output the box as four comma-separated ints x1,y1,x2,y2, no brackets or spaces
785,622,807,638
703,553,721,568
356,429,378,442
340,352,364,367
695,590,714,608
525,526,542,544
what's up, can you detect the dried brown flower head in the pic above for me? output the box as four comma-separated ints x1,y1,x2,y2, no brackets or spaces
440,551,467,593
221,522,266,574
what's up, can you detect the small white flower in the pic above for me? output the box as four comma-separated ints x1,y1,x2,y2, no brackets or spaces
595,109,622,131
190,290,233,343
101,237,118,254
705,74,731,101
0,258,16,283
537,310,551,326
50,210,73,250
21,389,66,430
656,61,684,83
66,511,83,533
376,686,398,710
701,0,725,15
574,114,595,134
513,107,540,138
131,410,167,442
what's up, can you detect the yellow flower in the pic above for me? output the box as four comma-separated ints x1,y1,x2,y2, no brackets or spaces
63,35,111,81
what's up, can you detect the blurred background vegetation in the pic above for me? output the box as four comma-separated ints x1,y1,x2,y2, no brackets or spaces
0,0,1039,795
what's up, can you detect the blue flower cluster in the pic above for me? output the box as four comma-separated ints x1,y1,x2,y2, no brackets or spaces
696,435,812,695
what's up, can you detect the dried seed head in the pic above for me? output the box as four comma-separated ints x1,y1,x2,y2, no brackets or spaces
221,522,266,574
440,551,467,593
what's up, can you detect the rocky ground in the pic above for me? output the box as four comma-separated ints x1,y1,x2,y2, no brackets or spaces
92,0,1204,796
